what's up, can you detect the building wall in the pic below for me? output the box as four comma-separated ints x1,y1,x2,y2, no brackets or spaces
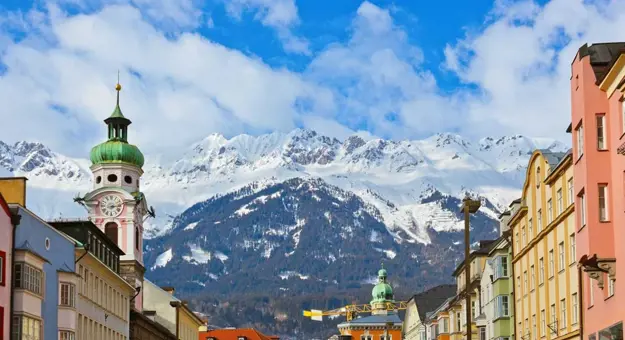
572,46,625,340
510,151,580,340
13,206,76,340
437,313,450,340
403,300,422,340
178,308,200,340
76,251,134,340
0,196,12,340
142,280,176,334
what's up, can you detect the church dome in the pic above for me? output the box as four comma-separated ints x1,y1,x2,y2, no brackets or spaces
371,282,393,300
90,82,144,169
90,141,145,168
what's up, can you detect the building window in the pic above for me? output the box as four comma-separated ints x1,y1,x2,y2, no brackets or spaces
495,295,509,318
60,283,75,307
480,327,486,340
524,271,528,293
537,209,542,232
550,304,556,333
560,299,566,329
472,300,476,321
557,189,563,214
536,167,541,187
515,233,520,253
516,276,521,296
572,293,578,324
548,250,554,278
576,124,584,158
532,315,537,340
558,242,565,272
539,258,544,284
105,222,119,246
597,114,606,150
530,265,535,290
567,179,573,206
60,331,76,340
135,227,140,250
570,234,576,264
494,256,508,279
522,227,526,246
0,251,5,286
541,309,546,337
548,199,553,223
608,278,615,297
14,263,43,296
579,192,587,227
12,315,42,340
599,184,608,221
457,312,461,331
589,279,595,306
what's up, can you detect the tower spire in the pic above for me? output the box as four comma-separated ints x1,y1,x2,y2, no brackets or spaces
116,70,121,106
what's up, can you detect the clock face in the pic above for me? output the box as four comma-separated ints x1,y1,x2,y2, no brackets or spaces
101,194,123,217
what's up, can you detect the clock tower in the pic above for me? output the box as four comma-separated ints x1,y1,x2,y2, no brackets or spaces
82,81,148,311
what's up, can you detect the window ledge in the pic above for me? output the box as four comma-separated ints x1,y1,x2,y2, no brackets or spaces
605,294,615,301
599,220,611,223
558,269,566,274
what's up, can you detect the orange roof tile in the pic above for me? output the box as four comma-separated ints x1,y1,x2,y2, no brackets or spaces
199,328,278,340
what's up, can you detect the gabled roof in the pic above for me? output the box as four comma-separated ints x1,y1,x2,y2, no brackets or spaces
200,328,275,340
407,284,457,322
577,42,625,84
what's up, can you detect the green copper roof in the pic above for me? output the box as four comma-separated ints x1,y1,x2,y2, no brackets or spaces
370,265,394,305
90,140,144,168
91,82,144,168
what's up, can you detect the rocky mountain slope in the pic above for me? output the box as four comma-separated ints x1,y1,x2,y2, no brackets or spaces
0,129,568,339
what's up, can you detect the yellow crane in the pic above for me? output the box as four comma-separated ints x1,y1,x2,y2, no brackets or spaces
302,301,408,322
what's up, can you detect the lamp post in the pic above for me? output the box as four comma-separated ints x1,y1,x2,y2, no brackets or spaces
461,196,481,340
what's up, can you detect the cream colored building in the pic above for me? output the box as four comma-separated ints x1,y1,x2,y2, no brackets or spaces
143,279,204,340
508,149,580,340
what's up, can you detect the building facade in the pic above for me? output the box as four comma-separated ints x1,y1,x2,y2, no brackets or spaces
0,194,13,340
476,235,514,340
570,42,625,340
142,280,203,340
9,204,78,340
508,149,580,340
403,285,456,340
50,220,136,340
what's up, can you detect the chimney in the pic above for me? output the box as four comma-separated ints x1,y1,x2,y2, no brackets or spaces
161,286,175,295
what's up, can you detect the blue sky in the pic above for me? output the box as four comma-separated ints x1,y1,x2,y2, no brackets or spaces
0,0,623,157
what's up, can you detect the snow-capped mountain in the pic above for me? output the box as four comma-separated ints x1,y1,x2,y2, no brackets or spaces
0,130,567,240
0,129,568,338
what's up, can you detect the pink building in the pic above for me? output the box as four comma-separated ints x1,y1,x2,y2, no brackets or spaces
570,42,625,340
0,194,13,340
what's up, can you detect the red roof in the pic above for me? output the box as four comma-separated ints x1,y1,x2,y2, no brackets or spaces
199,329,278,340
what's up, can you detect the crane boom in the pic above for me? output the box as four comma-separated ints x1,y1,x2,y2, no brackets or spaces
303,301,407,322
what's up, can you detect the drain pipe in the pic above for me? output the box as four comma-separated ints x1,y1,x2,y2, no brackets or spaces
577,264,584,338
9,211,21,340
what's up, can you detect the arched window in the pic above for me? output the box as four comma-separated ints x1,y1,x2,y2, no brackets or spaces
105,222,118,246
536,166,541,188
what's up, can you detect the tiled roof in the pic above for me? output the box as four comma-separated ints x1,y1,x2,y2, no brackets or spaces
199,328,276,340
577,42,625,84
408,284,456,322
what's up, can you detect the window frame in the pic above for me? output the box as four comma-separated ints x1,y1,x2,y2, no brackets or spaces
548,199,553,223
572,293,578,324
558,242,565,272
557,189,563,214
576,123,584,159
13,262,44,296
597,114,606,150
12,314,42,340
598,184,609,222
560,299,567,329
567,179,573,206
539,258,545,284
548,250,555,278
570,234,576,264
59,282,76,308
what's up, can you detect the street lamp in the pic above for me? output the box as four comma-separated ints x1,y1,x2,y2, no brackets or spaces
461,196,481,340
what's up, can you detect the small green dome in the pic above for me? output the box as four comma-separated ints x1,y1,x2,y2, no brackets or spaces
378,268,387,277
371,282,393,301
90,140,145,168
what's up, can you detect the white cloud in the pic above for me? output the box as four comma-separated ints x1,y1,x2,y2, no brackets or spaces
223,0,309,54
443,0,625,140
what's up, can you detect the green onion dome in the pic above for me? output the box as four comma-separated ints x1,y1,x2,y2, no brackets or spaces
371,264,394,304
90,140,144,168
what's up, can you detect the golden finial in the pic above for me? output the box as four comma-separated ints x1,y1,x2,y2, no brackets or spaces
115,70,122,91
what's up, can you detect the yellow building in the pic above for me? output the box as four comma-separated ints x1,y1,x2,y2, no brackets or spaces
450,241,494,340
508,149,580,340
50,220,137,340
143,280,204,340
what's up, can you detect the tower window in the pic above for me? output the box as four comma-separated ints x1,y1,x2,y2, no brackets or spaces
96,176,102,184
124,176,132,184
135,227,140,250
107,174,118,183
105,223,118,246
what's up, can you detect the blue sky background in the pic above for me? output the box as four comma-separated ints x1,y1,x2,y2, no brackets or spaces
0,0,623,157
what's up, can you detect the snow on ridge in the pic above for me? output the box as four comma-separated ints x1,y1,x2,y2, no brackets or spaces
152,249,173,270
182,244,211,264
279,271,310,280
183,222,199,231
